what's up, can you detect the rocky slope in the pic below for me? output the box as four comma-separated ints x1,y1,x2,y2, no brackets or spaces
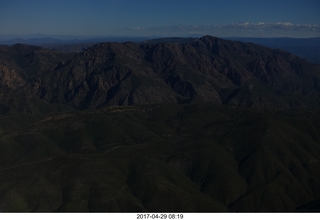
1,35,320,114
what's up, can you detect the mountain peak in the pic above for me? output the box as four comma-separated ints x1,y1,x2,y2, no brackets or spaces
1,36,320,113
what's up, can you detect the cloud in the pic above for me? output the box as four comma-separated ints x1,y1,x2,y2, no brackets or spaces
223,22,320,37
125,22,320,38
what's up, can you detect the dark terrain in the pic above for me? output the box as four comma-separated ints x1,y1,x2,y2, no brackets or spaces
0,35,320,212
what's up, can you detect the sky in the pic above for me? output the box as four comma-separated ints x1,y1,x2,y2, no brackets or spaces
1,0,320,38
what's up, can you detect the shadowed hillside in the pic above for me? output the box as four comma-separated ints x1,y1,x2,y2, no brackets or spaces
0,104,320,211
1,35,320,114
1,36,320,212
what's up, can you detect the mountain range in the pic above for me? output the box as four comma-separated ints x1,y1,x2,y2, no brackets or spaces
1,36,320,64
1,35,320,114
0,35,320,212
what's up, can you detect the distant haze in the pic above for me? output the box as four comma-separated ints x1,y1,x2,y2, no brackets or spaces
0,0,319,38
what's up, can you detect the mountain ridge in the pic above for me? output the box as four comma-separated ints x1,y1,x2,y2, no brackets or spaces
1,35,320,115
